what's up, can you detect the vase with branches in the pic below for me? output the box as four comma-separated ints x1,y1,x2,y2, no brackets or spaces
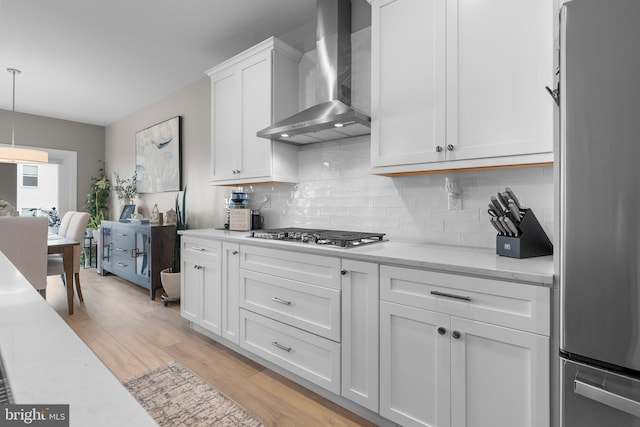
113,172,137,202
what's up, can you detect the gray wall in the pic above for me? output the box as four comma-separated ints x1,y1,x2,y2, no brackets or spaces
0,163,17,206
105,76,227,228
0,110,105,211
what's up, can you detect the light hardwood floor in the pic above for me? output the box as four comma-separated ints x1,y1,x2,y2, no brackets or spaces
46,269,377,427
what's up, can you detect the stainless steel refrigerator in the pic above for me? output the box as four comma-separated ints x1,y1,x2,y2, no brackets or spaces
559,0,640,425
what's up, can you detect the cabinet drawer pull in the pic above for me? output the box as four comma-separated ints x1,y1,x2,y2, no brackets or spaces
271,297,292,305
115,233,128,237
271,341,292,352
117,262,128,267
232,250,239,255
115,247,128,252
437,326,447,335
430,290,472,302
452,330,462,340
190,246,206,251
131,248,143,258
193,264,203,270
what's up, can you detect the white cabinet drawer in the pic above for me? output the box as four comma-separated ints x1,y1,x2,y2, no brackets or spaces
240,309,341,394
380,265,550,335
240,245,340,289
240,270,341,341
182,237,221,265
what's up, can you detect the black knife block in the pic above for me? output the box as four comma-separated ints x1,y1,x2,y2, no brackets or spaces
496,209,553,258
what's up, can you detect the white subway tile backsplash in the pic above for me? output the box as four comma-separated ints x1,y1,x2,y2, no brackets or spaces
247,135,554,249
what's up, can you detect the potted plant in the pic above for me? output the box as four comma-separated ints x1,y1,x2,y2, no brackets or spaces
86,168,111,241
113,171,137,204
160,188,186,305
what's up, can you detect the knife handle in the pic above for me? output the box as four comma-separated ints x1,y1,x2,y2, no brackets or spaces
489,218,503,235
505,188,523,209
490,196,505,215
503,217,520,236
497,217,511,236
492,217,505,235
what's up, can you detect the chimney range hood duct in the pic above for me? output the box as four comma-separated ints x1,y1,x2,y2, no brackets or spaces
257,0,370,145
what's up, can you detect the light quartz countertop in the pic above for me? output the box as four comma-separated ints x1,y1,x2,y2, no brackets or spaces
0,252,157,427
181,229,554,286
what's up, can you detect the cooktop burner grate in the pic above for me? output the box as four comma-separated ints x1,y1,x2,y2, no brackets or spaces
250,228,386,248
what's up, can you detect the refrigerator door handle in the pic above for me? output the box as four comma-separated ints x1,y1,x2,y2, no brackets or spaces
574,379,640,418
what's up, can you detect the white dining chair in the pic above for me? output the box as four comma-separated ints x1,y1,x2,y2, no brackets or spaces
56,210,76,237
47,212,90,302
0,216,48,296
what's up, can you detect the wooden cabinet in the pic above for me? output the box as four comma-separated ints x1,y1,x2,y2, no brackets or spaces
341,259,380,412
370,0,554,175
379,265,550,427
180,237,222,335
207,37,301,185
98,221,175,299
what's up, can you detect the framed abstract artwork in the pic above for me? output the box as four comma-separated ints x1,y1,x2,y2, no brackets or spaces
135,116,181,193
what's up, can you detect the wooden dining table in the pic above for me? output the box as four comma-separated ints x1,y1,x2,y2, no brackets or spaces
47,235,80,315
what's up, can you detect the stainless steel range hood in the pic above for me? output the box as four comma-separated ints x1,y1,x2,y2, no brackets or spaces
257,0,370,145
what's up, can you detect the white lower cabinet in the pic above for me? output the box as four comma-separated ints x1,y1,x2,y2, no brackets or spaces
341,260,380,412
449,317,549,427
379,265,550,427
181,238,551,427
221,242,240,344
380,301,451,427
180,237,222,335
240,309,341,394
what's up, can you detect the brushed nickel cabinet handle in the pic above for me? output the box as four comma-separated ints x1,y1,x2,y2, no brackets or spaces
271,297,292,305
430,290,472,302
190,246,206,251
271,341,292,352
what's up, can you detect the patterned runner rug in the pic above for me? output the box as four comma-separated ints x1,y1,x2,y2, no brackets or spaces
123,361,264,427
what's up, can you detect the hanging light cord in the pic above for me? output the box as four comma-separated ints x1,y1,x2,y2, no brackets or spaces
7,68,21,147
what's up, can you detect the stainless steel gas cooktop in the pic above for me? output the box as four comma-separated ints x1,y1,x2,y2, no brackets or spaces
249,228,386,248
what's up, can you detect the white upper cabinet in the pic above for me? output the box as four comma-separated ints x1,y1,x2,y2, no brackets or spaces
207,38,301,185
371,0,554,174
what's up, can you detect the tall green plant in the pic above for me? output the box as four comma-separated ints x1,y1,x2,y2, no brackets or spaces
172,188,187,273
86,168,111,229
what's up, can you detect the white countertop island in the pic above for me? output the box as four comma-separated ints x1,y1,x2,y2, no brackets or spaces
0,252,156,426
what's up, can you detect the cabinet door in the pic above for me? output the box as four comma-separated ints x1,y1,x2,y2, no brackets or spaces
380,301,451,427
371,0,446,167
450,317,549,427
133,229,150,284
445,0,553,161
211,68,240,181
238,49,273,180
201,262,222,335
341,260,379,412
181,258,202,323
222,242,240,343
100,224,112,271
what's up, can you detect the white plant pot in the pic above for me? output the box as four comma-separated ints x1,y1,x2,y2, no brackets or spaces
160,268,181,300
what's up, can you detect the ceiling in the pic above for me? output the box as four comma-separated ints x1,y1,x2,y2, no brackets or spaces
0,0,317,126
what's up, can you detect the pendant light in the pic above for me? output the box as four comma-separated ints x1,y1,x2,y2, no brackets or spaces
0,68,48,164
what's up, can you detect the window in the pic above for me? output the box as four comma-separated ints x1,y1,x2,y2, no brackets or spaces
22,165,38,187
